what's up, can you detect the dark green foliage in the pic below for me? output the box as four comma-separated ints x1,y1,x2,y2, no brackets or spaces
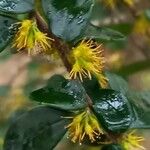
106,72,150,129
42,0,94,41
0,15,17,52
30,75,87,110
105,71,129,95
92,89,133,133
0,0,34,13
3,106,71,150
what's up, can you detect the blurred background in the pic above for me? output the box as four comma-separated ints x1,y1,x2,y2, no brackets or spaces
0,0,150,149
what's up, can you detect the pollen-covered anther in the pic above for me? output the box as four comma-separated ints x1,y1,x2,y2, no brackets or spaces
12,19,54,55
65,109,104,144
69,39,108,88
121,130,145,150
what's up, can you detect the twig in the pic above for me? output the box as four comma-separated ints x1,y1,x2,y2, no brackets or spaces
35,11,72,72
34,11,93,106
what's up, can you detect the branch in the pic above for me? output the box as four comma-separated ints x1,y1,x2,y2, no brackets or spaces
34,11,93,106
35,11,72,72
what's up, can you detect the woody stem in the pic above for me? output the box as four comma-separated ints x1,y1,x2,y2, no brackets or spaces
34,11,93,106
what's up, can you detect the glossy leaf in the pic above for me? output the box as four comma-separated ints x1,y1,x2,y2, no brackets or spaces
106,72,150,129
93,89,133,133
0,0,34,13
4,106,71,150
0,15,17,52
30,75,87,110
42,0,94,41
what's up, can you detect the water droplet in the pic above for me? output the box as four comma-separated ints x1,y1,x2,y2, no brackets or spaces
74,95,77,99
77,19,84,24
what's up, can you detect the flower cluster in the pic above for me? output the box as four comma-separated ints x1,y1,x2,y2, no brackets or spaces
65,109,104,144
13,19,53,55
121,130,145,150
69,39,108,88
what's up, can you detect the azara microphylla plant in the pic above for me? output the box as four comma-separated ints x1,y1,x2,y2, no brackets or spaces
0,0,149,150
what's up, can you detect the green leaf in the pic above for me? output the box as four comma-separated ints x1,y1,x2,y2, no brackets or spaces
107,23,133,36
128,91,150,129
0,15,17,52
80,24,126,43
42,0,94,41
0,0,34,13
105,72,150,129
82,76,101,100
92,89,133,133
4,106,71,150
102,144,123,150
105,71,129,96
30,75,87,110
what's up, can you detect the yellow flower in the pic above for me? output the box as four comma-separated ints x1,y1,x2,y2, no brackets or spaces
69,39,108,88
101,0,134,9
121,130,145,150
133,14,150,36
13,19,53,55
65,109,104,144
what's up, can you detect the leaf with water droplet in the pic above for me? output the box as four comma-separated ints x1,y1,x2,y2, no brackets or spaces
0,0,34,13
0,15,17,53
42,0,94,41
105,72,150,129
92,89,133,133
30,75,87,110
4,106,71,150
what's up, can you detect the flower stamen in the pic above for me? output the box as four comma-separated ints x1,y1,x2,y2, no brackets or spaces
121,130,145,150
69,39,108,88
13,19,53,55
65,109,104,144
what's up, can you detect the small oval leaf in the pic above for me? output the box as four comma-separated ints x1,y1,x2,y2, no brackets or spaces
93,89,133,133
42,0,94,41
4,106,70,150
30,75,87,110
